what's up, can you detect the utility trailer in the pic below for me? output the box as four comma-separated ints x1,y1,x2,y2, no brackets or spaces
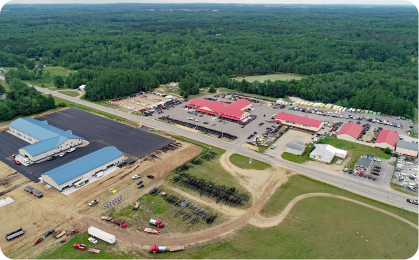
141,228,161,235
55,231,67,239
149,245,186,253
52,230,62,238
5,228,25,241
407,199,418,205
87,248,101,254
88,226,116,244
100,216,127,228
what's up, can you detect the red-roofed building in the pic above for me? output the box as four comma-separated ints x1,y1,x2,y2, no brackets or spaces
274,112,324,132
186,98,252,121
375,130,399,150
337,123,363,142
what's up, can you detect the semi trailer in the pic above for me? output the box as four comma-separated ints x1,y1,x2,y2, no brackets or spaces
5,228,25,241
88,226,116,244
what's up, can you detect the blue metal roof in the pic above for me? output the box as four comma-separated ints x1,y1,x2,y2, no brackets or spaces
20,136,68,157
42,147,124,186
9,118,82,141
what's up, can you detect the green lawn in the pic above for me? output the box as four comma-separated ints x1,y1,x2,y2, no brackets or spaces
58,90,80,97
282,96,292,103
317,137,391,168
39,231,141,259
43,66,76,77
281,144,314,164
229,154,271,170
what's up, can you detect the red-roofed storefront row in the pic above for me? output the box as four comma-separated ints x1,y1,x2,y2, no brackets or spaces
274,112,324,132
186,98,252,121
337,123,364,142
375,130,399,150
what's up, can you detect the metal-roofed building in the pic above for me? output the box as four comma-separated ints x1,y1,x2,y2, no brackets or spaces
375,130,399,150
396,140,419,158
185,98,252,121
8,118,84,162
275,112,324,132
310,144,348,164
355,157,373,172
337,123,363,143
286,140,306,155
41,146,125,192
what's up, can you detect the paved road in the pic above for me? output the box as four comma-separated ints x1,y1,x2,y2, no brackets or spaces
5,80,416,213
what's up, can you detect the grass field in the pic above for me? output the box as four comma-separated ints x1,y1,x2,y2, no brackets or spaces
229,154,271,170
317,137,391,168
282,96,292,103
39,231,140,259
43,66,76,77
58,90,80,97
232,73,305,83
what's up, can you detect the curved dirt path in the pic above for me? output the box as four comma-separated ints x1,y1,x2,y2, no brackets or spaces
249,192,418,229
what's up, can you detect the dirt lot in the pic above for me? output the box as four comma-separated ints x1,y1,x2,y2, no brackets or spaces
116,94,168,111
0,140,201,259
265,129,313,158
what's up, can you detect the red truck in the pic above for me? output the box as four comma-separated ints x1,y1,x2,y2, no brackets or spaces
73,244,87,250
100,216,127,228
149,245,186,253
149,219,164,228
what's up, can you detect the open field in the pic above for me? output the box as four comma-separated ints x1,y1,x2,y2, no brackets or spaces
43,67,76,77
229,154,270,170
58,90,80,97
317,137,391,168
232,73,306,82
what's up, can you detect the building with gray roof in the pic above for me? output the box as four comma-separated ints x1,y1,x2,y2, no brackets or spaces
396,140,418,158
41,146,124,192
8,118,85,162
286,140,305,155
355,157,373,172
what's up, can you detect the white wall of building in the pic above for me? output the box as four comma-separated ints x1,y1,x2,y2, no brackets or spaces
42,155,125,191
337,134,356,143
396,147,418,158
285,146,304,155
19,138,84,162
375,142,395,150
9,127,39,143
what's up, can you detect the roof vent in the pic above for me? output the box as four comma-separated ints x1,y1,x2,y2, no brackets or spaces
41,120,48,124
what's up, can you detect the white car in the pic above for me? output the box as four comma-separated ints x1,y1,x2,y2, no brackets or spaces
59,152,66,157
373,158,381,162
88,199,99,206
68,148,76,153
188,116,193,120
88,237,98,244
194,119,199,122
270,144,276,149
132,175,141,179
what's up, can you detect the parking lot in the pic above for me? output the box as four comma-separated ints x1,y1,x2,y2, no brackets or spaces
150,93,417,146
392,157,418,194
0,108,174,182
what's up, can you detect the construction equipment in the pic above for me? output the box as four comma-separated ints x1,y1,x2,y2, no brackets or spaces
5,228,25,241
149,219,164,228
149,245,187,253
142,228,161,235
88,226,116,244
87,248,101,254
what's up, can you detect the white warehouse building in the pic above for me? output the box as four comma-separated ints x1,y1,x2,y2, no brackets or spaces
41,146,125,192
8,118,85,163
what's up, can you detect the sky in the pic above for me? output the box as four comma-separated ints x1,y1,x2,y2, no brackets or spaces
0,0,417,5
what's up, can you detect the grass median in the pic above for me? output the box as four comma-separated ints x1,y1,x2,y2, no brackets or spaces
58,90,80,97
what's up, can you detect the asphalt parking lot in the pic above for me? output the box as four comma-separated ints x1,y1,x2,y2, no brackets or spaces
151,93,416,145
0,108,173,182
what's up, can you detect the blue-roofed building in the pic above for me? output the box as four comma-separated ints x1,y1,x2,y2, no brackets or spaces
41,146,125,192
8,118,85,162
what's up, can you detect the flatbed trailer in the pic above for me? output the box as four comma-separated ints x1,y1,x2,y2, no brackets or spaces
87,248,101,254
142,228,160,235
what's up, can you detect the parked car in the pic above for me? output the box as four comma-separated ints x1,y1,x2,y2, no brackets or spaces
349,169,353,174
68,148,76,153
14,160,21,165
43,229,55,238
147,175,155,179
373,158,381,162
88,199,99,206
372,176,377,181
374,166,381,169
137,184,145,189
137,181,143,185
33,238,44,246
47,156,56,161
132,175,141,179
59,152,66,157
88,237,98,244
374,169,380,172
343,168,348,172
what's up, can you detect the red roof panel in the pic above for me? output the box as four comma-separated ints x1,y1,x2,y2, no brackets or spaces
275,112,322,128
376,130,399,148
220,114,241,120
186,98,250,118
337,123,363,139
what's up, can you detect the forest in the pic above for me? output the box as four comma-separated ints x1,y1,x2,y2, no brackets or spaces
0,3,417,118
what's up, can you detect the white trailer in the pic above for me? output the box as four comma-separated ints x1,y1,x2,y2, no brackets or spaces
88,226,116,244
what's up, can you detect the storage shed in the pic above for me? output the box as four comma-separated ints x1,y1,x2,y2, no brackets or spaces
285,140,306,155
